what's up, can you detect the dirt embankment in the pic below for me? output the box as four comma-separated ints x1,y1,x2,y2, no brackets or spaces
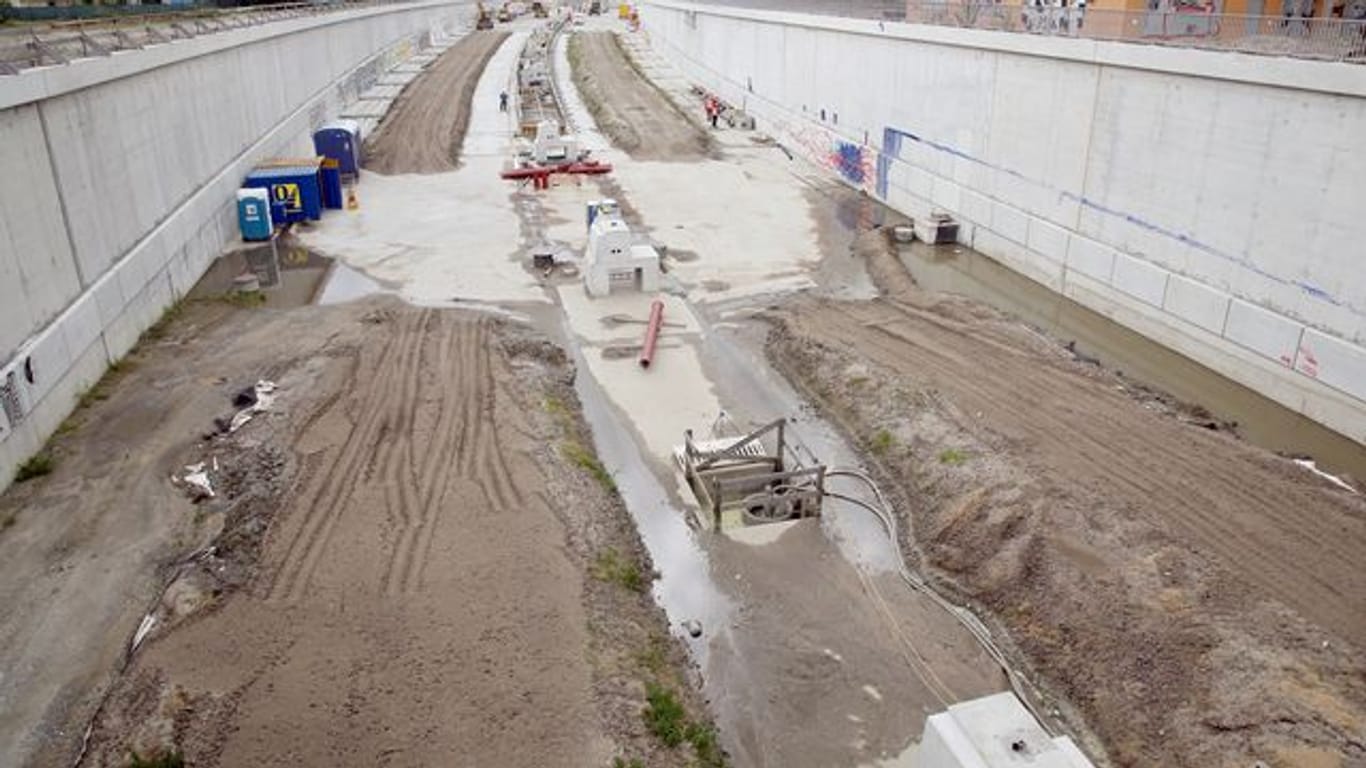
2,296,711,768
766,232,1366,767
364,30,510,174
568,31,711,161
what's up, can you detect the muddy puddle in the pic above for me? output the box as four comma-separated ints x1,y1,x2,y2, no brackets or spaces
565,337,736,664
817,186,1366,480
195,238,421,311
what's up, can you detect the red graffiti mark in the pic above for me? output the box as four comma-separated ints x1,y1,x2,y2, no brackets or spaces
1297,345,1319,378
1279,354,1293,367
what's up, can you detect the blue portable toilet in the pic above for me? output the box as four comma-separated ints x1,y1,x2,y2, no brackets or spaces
236,188,273,241
243,163,324,224
319,159,344,210
313,119,362,177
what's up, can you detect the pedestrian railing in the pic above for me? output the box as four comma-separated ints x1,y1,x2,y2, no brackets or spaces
0,0,420,76
687,0,1366,63
902,1,1366,61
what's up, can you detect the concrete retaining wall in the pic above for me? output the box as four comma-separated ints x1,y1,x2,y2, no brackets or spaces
0,1,466,487
640,0,1366,444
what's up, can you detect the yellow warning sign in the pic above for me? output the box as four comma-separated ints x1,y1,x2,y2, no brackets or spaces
272,183,301,213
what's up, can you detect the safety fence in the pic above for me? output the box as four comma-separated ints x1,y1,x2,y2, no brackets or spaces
687,0,1366,62
0,0,426,75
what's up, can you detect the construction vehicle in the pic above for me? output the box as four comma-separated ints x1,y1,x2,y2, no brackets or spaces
496,4,513,22
476,1,494,29
588,0,602,15
532,0,548,17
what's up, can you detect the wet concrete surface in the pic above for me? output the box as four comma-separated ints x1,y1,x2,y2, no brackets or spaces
533,22,1013,767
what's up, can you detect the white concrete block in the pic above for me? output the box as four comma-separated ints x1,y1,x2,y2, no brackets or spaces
959,189,992,227
1224,299,1303,368
1294,329,1366,403
60,292,103,361
931,178,962,214
991,201,1029,246
1163,274,1229,336
1111,253,1168,308
907,166,933,200
976,229,1064,292
1026,217,1069,263
92,275,128,330
19,323,71,406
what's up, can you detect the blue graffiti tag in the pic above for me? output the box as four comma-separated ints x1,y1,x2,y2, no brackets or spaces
874,126,1357,317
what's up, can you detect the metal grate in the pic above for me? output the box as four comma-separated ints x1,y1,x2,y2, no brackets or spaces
0,369,22,429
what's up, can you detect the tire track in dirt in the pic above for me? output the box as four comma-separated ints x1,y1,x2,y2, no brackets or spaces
364,30,511,174
806,297,1366,645
377,312,432,594
267,312,427,601
475,339,527,513
386,317,475,595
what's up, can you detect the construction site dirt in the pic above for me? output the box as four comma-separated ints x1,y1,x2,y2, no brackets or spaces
363,30,510,174
765,231,1366,767
1,296,709,768
569,31,712,161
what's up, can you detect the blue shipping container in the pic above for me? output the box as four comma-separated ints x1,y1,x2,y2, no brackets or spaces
313,119,362,176
236,188,273,241
242,164,324,224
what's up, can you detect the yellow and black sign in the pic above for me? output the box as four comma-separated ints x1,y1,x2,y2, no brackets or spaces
272,182,302,213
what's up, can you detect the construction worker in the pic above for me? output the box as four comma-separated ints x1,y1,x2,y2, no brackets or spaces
499,90,509,112
705,95,720,129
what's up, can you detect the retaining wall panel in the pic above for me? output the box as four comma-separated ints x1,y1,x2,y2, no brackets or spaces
0,105,82,360
1225,298,1304,366
1296,329,1366,403
1065,236,1116,283
1164,274,1230,336
1112,252,1169,308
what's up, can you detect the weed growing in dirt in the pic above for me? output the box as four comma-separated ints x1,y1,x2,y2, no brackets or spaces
77,386,109,409
685,721,725,768
643,683,727,766
220,290,267,309
643,682,689,747
591,548,646,592
612,759,645,768
938,448,970,466
54,415,81,437
15,452,54,482
142,299,186,342
870,429,896,456
124,750,184,768
75,356,138,411
562,440,616,492
543,395,570,419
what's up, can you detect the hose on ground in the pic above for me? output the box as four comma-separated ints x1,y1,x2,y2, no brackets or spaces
824,468,1054,733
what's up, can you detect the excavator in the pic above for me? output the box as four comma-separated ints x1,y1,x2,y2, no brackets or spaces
476,1,494,29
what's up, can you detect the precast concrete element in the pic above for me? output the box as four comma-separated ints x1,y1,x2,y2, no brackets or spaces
639,0,1366,445
0,0,467,489
919,692,1094,768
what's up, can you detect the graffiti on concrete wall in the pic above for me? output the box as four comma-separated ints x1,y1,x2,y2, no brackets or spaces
782,122,875,193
